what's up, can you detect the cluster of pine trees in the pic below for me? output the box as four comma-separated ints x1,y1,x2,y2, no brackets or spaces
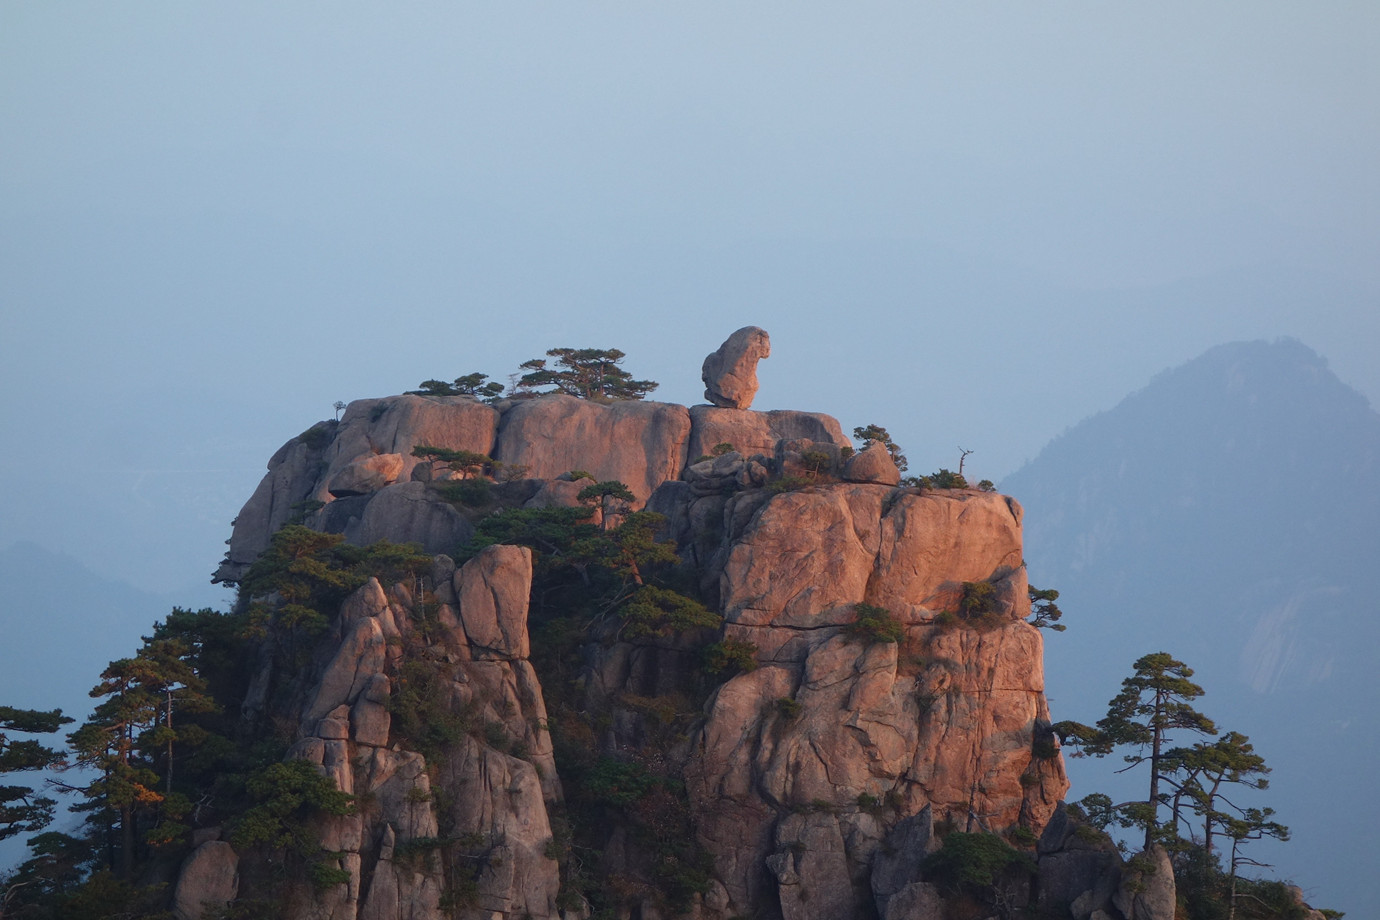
1057,653,1339,919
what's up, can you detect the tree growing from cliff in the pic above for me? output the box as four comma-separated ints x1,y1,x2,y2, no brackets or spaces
1165,731,1272,858
407,372,505,401
577,480,636,532
1056,652,1217,850
853,423,908,471
411,445,495,480
1,706,73,842
516,348,658,401
1026,585,1066,631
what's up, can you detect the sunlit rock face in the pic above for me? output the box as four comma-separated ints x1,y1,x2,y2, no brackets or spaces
217,392,847,584
676,482,1064,918
202,370,1071,920
702,325,771,409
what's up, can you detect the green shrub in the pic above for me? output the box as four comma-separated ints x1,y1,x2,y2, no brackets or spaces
1010,826,1038,847
852,424,908,472
800,449,833,477
298,423,335,451
704,638,759,675
845,603,904,644
406,372,505,400
437,477,494,508
286,498,326,525
618,586,721,639
585,758,657,808
412,445,495,479
388,658,474,759
710,442,736,457
921,832,1034,893
515,347,658,401
308,859,352,890
230,760,354,855
958,581,999,620
773,697,803,722
927,468,971,488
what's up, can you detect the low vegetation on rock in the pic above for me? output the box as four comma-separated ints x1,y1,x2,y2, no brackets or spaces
409,346,660,404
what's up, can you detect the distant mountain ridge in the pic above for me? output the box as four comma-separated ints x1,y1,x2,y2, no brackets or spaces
1002,337,1380,918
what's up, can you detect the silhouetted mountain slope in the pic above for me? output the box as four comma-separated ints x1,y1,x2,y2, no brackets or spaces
1003,338,1380,917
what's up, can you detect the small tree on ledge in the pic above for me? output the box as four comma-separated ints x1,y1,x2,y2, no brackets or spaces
407,372,505,400
516,348,658,401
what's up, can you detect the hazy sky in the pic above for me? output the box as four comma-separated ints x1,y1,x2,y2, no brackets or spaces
2,3,1377,601
2,5,1379,905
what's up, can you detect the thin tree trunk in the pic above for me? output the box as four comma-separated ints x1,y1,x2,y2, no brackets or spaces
120,801,134,879
1146,688,1165,850
1227,840,1241,920
165,689,174,795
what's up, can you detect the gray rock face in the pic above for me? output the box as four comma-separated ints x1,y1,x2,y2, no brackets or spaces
1113,844,1175,920
324,482,474,556
1036,804,1122,919
218,395,496,584
172,840,239,920
881,883,945,920
768,811,871,920
702,326,771,409
870,808,938,914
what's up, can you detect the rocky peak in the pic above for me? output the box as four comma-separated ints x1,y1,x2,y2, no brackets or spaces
192,336,1079,920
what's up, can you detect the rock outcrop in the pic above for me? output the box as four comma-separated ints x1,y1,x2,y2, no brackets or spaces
493,395,691,502
172,840,239,920
670,483,1062,918
225,547,562,920
199,359,1078,920
702,326,771,409
217,393,849,584
842,439,901,485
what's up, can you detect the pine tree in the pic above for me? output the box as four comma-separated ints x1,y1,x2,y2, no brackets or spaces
1057,652,1217,849
852,423,908,471
1,705,73,842
516,348,658,400
67,657,165,877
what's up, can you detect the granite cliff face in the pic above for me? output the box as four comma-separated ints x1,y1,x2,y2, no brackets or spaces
186,380,1088,920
